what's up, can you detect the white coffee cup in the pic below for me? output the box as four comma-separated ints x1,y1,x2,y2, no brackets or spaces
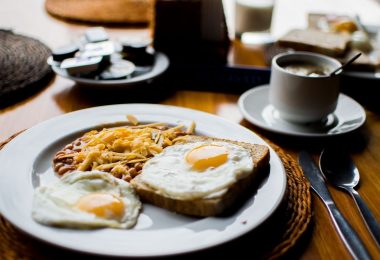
269,52,342,123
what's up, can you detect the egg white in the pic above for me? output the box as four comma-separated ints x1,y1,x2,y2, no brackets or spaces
139,141,254,200
32,171,141,229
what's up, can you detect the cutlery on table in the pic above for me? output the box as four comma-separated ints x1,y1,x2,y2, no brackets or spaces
319,148,380,248
298,151,371,260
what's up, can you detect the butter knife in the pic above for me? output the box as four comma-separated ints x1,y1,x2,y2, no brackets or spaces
299,151,371,260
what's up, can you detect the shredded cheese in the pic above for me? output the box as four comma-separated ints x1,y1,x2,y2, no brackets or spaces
70,121,194,179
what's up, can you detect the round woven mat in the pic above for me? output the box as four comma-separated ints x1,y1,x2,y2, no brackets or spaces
0,30,52,106
0,132,311,259
45,0,154,24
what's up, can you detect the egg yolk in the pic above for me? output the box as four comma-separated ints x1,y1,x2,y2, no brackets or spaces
185,145,229,171
75,193,125,220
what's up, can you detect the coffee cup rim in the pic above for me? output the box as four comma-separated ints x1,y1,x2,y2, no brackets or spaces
272,51,342,79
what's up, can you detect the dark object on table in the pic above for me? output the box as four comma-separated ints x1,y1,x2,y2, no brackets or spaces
121,39,155,66
154,0,248,91
51,43,79,62
0,30,53,107
153,0,230,65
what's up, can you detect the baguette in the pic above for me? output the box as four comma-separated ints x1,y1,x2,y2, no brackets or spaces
131,136,270,217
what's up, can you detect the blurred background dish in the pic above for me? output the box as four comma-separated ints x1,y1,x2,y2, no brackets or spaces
51,52,169,88
48,27,169,88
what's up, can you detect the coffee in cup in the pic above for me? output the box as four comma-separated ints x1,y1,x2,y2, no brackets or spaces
269,52,341,123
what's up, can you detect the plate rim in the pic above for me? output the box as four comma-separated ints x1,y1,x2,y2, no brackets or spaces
51,52,169,87
0,103,287,257
238,85,366,138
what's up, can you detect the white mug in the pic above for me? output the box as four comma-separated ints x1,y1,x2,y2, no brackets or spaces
269,52,341,123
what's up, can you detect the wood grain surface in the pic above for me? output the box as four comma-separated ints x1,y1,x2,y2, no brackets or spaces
0,0,379,259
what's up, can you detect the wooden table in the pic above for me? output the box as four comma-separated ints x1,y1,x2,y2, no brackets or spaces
1,0,379,258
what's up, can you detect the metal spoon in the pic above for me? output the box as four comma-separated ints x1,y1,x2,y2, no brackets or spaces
319,148,380,248
329,52,362,76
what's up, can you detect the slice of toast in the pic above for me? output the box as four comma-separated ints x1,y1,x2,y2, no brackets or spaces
131,136,270,217
278,29,350,57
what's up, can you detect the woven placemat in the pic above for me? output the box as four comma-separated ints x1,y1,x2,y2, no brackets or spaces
0,30,53,107
0,132,311,259
266,142,312,258
45,0,154,24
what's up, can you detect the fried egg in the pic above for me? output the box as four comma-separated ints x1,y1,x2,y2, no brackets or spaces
32,171,141,229
139,141,254,200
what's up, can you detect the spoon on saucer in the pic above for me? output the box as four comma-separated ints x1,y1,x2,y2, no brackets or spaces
319,148,380,247
330,52,362,76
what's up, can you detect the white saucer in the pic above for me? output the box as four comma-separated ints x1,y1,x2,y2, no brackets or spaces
238,85,366,137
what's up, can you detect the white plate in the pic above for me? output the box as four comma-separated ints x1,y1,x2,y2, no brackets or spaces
0,104,286,257
238,86,366,138
51,52,169,88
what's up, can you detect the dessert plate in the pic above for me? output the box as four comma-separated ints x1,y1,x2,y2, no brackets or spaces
0,104,286,257
238,86,366,137
51,52,169,88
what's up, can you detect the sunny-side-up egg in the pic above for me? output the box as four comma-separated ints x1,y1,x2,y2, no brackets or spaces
139,141,254,200
32,171,141,229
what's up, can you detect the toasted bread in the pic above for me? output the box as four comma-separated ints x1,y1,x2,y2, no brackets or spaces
278,29,350,57
131,136,270,217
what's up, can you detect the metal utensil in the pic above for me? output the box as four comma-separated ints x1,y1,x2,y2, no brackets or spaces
329,52,362,76
319,148,380,247
299,151,371,260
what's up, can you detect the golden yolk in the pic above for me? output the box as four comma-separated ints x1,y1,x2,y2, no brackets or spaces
75,193,125,220
185,145,229,171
